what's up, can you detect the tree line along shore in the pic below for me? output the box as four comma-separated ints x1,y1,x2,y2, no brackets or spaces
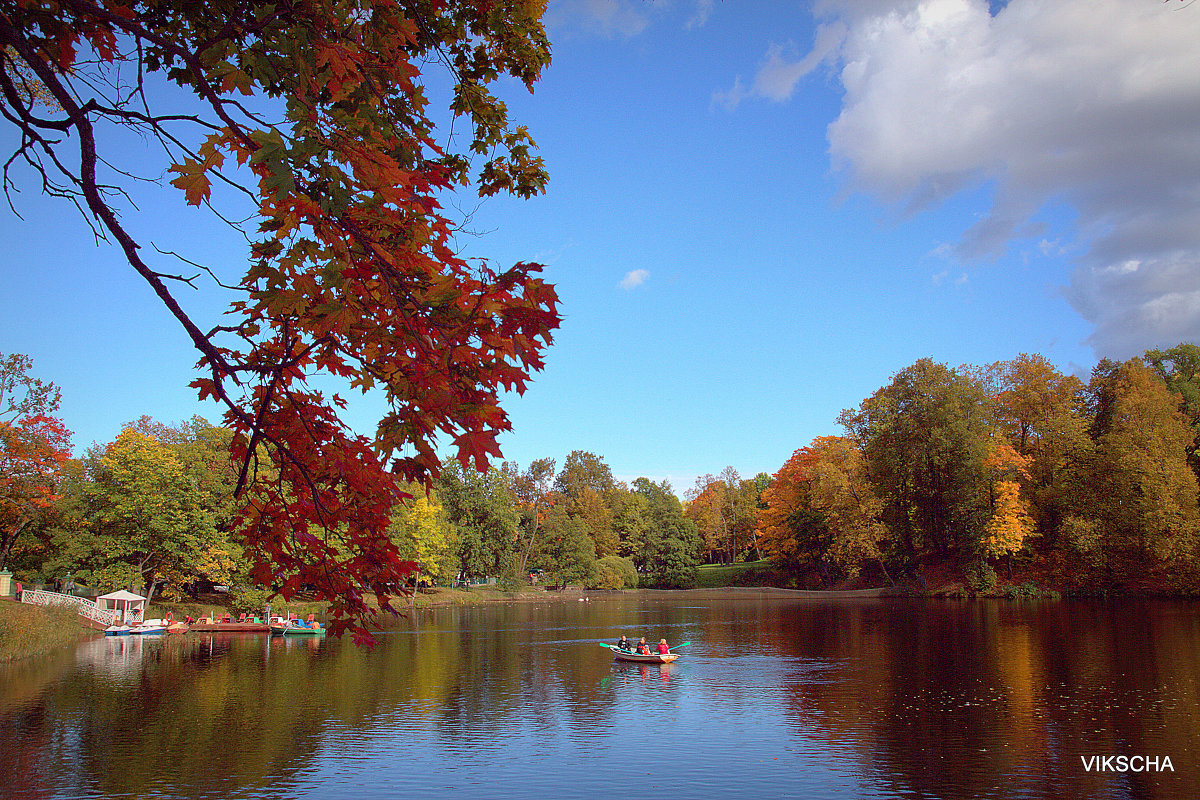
4,343,1200,647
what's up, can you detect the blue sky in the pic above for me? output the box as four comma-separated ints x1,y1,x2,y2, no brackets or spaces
2,0,1198,496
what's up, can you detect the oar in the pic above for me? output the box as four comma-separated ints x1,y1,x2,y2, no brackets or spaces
667,641,691,652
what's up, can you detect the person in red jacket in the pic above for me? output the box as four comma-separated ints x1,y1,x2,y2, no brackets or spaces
656,639,670,655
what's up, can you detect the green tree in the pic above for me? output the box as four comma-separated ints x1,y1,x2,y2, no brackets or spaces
554,451,616,500
840,359,994,565
640,518,700,589
436,460,519,583
632,478,700,588
612,489,650,561
537,506,596,589
591,554,637,589
1144,343,1200,422
84,427,219,603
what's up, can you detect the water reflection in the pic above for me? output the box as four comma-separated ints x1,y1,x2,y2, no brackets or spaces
0,597,1196,799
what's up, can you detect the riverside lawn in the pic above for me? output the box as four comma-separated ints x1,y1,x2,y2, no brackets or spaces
0,602,91,663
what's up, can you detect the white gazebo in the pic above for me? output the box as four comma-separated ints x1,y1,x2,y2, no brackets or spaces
98,590,146,625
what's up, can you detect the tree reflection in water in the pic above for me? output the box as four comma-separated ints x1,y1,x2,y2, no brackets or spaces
0,596,1196,799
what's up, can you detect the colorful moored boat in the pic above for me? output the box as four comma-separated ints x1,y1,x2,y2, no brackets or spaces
187,612,270,632
104,619,167,636
270,617,325,636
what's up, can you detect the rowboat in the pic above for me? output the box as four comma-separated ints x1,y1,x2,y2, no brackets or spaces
606,645,679,664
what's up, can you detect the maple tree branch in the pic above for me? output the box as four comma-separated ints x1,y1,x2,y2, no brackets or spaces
56,0,262,152
151,244,247,292
0,16,274,462
234,364,283,499
2,0,558,641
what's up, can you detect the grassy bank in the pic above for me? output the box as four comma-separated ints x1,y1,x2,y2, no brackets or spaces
0,601,92,663
696,560,776,588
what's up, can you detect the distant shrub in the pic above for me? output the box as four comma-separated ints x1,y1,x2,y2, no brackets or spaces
1004,581,1041,599
591,556,638,589
965,561,997,593
229,586,273,615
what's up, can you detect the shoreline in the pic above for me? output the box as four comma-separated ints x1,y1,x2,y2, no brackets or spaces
407,584,1200,608
403,585,894,608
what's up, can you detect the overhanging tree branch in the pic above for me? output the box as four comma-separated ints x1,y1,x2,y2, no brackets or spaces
0,0,559,644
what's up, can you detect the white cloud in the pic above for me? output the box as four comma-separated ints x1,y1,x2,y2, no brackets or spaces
1064,254,1200,359
711,76,747,112
620,269,650,290
687,0,715,29
545,0,652,37
546,0,715,37
738,0,1200,356
714,24,845,110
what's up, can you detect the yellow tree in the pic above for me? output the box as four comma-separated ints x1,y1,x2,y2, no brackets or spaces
572,486,617,558
981,441,1035,563
808,437,893,582
388,492,457,585
86,427,218,603
1093,361,1200,565
685,479,729,563
986,353,1090,541
686,467,758,563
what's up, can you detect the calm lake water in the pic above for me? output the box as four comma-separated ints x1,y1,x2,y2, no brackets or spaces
2,593,1198,799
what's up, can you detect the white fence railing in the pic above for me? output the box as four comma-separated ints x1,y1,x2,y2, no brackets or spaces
21,589,119,626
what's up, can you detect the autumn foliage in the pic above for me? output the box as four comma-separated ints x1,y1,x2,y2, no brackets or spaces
0,355,72,571
757,349,1200,592
0,2,560,640
0,414,72,566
